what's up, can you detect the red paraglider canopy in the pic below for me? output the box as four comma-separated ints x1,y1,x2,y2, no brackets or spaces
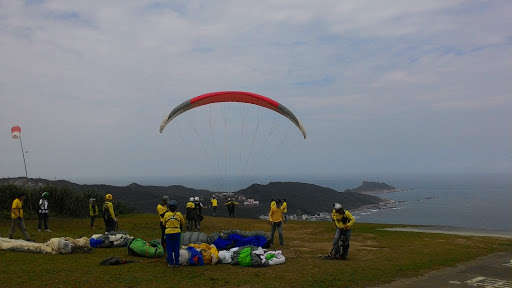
160,91,306,139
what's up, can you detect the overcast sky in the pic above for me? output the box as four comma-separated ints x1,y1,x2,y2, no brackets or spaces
1,1,511,188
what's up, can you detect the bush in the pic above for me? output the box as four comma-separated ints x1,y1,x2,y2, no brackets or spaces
0,184,134,219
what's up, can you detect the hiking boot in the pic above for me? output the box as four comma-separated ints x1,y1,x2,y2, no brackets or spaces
38,229,41,232
45,229,51,233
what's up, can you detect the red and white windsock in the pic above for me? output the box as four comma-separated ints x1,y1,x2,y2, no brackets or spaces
11,126,21,139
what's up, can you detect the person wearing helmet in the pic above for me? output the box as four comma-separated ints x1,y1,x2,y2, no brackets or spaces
157,196,169,248
103,194,117,233
163,200,184,268
328,203,355,260
185,197,196,231
193,197,204,231
89,198,99,229
38,192,51,232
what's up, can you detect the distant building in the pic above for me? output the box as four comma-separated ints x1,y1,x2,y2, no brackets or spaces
243,199,260,206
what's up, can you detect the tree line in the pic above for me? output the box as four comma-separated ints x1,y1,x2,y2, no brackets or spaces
0,183,135,219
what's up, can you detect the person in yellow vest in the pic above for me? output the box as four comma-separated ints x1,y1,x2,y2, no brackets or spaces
185,197,196,231
9,193,33,241
329,203,355,260
163,200,185,268
157,196,169,248
224,198,239,218
103,194,117,233
281,199,288,223
89,198,99,229
210,196,218,216
268,199,284,246
270,199,276,208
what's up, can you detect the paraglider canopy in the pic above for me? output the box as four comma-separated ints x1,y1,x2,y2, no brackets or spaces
159,91,306,139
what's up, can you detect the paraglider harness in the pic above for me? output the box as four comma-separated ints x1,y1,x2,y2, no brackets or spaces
103,202,116,230
326,215,350,260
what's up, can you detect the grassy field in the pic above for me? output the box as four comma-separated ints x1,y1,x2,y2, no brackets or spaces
1,214,511,288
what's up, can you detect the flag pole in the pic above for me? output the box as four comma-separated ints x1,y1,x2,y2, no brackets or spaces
16,130,32,211
18,134,28,178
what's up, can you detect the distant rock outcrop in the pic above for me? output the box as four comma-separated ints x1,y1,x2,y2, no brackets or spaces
346,181,396,193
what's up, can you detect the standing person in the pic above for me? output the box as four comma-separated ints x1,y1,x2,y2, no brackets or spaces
157,196,169,248
224,198,239,218
194,197,204,231
210,196,218,216
89,198,99,229
281,199,288,223
185,197,196,231
163,200,185,268
38,192,51,232
8,193,33,241
268,199,285,246
329,203,355,260
102,194,117,233
270,199,276,208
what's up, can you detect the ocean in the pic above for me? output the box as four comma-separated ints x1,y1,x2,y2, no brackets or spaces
82,173,511,232
318,173,512,232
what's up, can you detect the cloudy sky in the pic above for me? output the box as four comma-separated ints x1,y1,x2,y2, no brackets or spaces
1,1,511,188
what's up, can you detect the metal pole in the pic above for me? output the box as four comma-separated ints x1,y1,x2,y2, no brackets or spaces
18,134,32,210
19,134,28,178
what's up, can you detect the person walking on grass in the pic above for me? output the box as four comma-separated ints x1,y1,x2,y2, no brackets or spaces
194,197,204,231
157,196,169,248
268,199,285,246
89,198,99,229
103,194,117,233
186,197,196,231
210,196,218,216
329,203,355,260
225,198,239,218
163,200,185,268
281,199,288,223
9,193,33,241
38,192,51,232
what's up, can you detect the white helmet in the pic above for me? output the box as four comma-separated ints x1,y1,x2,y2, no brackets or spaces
195,197,199,201
190,197,194,202
334,203,343,210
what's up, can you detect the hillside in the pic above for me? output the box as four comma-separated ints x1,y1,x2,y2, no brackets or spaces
0,177,384,218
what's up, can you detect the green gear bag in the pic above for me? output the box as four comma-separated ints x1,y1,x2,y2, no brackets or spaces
127,238,164,258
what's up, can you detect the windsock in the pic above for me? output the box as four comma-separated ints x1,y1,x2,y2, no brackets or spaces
11,126,21,139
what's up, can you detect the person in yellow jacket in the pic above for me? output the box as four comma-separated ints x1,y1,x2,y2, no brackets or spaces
157,196,169,248
268,199,284,246
185,197,196,231
9,193,33,241
281,199,288,223
102,194,117,233
89,198,99,229
210,196,218,216
163,200,185,268
329,203,355,260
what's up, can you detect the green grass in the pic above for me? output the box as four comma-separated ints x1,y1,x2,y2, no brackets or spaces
1,215,511,288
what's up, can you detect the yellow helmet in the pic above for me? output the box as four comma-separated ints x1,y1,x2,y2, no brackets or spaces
105,194,113,201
